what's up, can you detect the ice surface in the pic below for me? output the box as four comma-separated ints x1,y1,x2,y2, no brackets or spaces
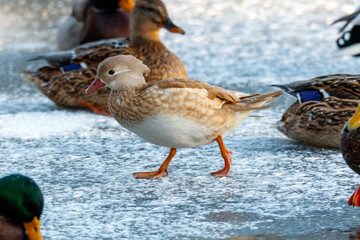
1,0,360,239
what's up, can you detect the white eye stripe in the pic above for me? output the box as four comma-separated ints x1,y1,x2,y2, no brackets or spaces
108,68,131,75
115,68,131,74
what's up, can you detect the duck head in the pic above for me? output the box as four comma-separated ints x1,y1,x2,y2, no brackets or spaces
86,55,150,92
130,0,185,40
0,174,44,240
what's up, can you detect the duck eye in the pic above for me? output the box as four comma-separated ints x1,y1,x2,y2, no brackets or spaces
108,69,115,75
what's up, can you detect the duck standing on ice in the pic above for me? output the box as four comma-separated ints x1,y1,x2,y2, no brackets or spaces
86,55,283,179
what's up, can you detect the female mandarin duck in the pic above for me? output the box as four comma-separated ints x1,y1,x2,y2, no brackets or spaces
22,0,187,116
0,174,44,240
340,104,360,207
273,74,360,148
57,0,135,50
86,55,283,179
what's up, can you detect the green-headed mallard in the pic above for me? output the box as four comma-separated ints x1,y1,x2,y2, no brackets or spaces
0,174,43,240
57,0,135,50
340,103,360,206
22,0,187,116
86,55,283,179
273,74,360,148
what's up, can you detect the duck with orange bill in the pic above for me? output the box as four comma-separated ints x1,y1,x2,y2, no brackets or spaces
22,0,187,116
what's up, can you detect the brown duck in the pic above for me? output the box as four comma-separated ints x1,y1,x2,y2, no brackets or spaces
86,55,283,179
340,104,360,206
273,74,360,148
57,0,135,50
22,0,187,115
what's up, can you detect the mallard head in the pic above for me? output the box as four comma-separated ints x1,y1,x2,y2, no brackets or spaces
0,174,44,240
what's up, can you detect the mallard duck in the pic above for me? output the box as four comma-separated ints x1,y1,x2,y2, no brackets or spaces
57,0,135,50
86,55,283,179
22,0,187,116
332,6,360,55
0,174,43,240
340,103,360,206
273,74,360,148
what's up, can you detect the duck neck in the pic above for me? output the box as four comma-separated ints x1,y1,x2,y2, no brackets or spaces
113,84,147,100
130,34,166,52
111,74,148,92
130,27,162,43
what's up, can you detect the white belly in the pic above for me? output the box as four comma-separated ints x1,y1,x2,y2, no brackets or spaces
123,114,217,148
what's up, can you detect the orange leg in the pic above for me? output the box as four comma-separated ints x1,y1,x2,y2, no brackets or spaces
133,148,177,179
211,136,232,178
348,184,360,206
77,101,110,116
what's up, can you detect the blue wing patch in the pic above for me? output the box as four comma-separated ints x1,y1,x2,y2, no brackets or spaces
62,63,82,72
297,90,322,103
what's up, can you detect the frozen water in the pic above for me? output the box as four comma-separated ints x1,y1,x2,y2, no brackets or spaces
1,0,360,239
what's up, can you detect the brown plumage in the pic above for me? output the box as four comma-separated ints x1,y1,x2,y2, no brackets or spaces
0,214,24,240
22,0,187,115
273,74,360,148
86,55,283,178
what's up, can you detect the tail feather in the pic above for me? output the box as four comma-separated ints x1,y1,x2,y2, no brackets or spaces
224,90,283,127
21,70,39,83
238,93,260,100
228,90,283,112
241,90,283,106
28,51,74,68
21,66,60,85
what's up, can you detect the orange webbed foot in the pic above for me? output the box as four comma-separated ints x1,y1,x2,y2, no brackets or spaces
133,148,176,179
77,101,110,116
210,167,231,178
210,151,232,177
348,184,360,207
132,169,169,179
210,136,232,178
